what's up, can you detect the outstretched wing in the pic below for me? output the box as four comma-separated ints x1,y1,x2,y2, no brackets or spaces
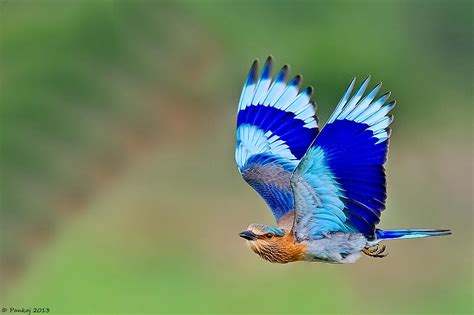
235,57,319,223
291,77,395,240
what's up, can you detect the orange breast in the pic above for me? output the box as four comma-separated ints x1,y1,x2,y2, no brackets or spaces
280,232,306,261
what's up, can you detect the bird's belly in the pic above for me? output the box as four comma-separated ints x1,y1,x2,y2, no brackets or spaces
303,233,368,264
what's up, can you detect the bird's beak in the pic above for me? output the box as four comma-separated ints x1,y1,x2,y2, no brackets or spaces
239,230,257,241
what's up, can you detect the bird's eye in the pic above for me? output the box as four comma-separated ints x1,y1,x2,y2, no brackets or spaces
266,233,273,238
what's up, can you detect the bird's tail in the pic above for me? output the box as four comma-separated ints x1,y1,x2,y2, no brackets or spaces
375,229,451,240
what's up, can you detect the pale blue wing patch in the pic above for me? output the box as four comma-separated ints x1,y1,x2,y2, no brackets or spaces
235,124,297,170
291,147,354,240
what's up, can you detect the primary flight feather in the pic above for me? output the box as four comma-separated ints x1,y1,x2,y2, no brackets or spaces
235,56,450,264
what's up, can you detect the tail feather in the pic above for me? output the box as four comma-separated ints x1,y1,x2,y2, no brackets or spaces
375,229,451,240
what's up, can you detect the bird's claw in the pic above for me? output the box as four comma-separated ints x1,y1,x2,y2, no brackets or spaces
362,244,388,258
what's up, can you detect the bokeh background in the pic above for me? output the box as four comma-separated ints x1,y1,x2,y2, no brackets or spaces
1,0,472,314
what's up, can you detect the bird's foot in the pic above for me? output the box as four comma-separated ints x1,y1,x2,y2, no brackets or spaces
362,244,388,258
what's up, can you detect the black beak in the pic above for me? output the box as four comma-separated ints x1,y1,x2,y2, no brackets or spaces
239,230,257,241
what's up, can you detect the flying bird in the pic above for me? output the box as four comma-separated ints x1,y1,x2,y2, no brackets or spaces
235,56,451,264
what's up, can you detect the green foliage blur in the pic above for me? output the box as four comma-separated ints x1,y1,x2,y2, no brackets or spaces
1,0,472,314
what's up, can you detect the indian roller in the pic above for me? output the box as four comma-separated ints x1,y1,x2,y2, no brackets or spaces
235,57,451,264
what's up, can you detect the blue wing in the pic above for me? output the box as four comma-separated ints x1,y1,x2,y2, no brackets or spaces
291,77,395,240
235,57,319,223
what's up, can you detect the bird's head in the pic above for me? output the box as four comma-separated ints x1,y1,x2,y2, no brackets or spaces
239,224,285,241
239,224,302,263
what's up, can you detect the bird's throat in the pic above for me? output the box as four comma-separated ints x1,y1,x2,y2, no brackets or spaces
249,233,305,264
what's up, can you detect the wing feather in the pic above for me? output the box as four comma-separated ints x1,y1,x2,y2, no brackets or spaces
291,77,394,240
236,57,319,223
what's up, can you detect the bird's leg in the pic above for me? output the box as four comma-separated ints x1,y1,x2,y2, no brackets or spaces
366,245,380,254
362,244,388,258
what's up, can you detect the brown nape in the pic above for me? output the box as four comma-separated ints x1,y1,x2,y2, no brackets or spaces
250,231,305,264
277,210,295,230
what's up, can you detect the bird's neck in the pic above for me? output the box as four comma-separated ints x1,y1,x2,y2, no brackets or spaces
251,232,306,264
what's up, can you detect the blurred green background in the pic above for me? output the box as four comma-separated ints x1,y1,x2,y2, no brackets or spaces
1,0,472,314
